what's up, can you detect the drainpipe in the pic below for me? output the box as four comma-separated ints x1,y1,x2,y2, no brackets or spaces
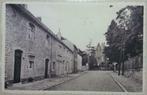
50,37,52,77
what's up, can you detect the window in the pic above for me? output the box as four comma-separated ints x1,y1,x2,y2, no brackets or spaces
46,34,49,39
28,23,35,40
28,55,35,68
53,62,55,70
58,55,62,57
45,34,50,47
29,61,34,68
59,45,62,48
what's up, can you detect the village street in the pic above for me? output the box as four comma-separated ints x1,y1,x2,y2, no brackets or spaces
47,71,124,91
4,4,143,92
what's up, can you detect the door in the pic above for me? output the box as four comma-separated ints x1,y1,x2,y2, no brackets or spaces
45,59,49,78
13,49,23,83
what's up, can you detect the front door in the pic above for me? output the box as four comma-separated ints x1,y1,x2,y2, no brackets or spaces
45,59,49,78
13,49,23,83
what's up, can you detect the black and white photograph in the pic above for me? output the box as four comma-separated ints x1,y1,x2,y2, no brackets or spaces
2,1,145,93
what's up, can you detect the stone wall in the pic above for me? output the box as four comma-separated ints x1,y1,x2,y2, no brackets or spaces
5,5,76,85
5,5,52,82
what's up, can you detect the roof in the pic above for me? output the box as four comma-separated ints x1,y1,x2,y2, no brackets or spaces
62,39,75,52
9,4,73,53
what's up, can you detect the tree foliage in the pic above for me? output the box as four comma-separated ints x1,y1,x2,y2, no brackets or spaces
104,6,143,63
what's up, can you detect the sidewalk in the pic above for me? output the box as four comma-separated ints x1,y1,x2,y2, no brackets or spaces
110,71,142,92
7,71,87,90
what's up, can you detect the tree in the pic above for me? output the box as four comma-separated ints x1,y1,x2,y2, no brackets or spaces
104,6,143,75
116,6,143,57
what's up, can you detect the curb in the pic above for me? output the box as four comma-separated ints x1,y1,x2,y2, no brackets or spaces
44,71,87,90
110,73,128,92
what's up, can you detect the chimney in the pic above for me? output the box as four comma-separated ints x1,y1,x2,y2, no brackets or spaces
57,31,62,40
21,4,28,9
37,17,42,21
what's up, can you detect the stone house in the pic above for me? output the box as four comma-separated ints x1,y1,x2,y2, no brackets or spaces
57,33,84,73
5,4,76,86
60,35,78,73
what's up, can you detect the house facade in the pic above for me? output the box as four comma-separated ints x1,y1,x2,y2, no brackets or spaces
5,4,77,86
60,35,78,73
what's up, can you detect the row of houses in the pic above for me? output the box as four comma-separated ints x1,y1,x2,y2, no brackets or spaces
5,4,84,87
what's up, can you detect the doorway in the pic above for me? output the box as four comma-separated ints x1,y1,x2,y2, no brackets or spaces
45,59,49,78
13,49,23,83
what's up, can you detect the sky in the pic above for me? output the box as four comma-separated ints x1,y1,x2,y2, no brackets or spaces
27,3,128,50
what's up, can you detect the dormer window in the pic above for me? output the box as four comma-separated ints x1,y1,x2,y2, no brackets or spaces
29,23,35,32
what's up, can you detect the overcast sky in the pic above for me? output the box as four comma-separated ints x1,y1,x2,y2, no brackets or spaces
27,3,128,50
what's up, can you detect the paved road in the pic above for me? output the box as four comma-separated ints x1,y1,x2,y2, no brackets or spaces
47,71,123,92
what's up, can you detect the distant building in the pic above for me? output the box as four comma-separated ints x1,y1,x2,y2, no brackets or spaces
77,54,82,71
95,43,105,66
78,51,88,71
85,46,98,70
5,4,79,87
81,51,88,66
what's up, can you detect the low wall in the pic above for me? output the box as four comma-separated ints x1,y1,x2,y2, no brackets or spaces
123,54,143,84
124,70,142,84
